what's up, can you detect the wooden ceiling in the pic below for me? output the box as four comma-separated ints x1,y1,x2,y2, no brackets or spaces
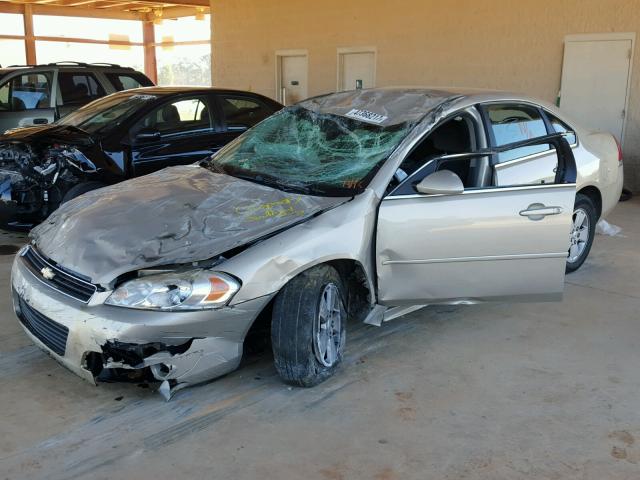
0,0,208,16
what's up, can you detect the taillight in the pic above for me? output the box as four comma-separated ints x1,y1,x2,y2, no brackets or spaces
614,136,623,164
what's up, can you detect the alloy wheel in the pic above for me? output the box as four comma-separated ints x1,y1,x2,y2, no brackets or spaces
568,207,590,264
313,283,342,367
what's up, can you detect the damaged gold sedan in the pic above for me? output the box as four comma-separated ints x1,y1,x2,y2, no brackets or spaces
11,88,623,399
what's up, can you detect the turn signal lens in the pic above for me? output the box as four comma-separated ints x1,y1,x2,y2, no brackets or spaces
205,276,232,302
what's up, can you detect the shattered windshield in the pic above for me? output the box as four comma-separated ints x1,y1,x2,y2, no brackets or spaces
57,92,157,135
206,106,413,196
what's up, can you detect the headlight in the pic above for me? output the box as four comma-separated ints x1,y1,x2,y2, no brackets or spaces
105,270,240,311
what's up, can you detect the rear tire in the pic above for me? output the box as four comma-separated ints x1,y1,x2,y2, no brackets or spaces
62,181,106,203
271,264,347,387
566,193,597,273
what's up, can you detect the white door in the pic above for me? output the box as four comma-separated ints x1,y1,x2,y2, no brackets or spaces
560,34,634,142
338,50,376,91
277,54,308,105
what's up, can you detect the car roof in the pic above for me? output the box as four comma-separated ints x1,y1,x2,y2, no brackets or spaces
110,86,277,99
299,87,559,127
0,64,140,78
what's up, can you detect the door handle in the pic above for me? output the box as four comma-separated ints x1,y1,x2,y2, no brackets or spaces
33,118,48,125
519,204,563,220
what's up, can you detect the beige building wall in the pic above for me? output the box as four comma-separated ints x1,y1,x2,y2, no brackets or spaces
211,0,640,192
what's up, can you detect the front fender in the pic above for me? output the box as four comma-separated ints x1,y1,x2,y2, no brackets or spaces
223,190,379,305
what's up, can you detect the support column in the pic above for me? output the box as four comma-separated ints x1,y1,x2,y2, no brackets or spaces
23,4,36,65
142,20,157,84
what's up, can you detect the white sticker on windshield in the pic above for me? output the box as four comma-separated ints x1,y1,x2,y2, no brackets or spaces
345,109,388,125
130,94,157,101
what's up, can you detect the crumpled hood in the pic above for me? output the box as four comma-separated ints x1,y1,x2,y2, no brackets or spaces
31,165,347,285
1,124,96,146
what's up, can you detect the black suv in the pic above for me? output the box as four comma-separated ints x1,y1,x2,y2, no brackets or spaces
0,62,154,133
0,86,282,226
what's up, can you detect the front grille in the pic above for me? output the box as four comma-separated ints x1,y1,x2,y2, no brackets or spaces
18,296,69,356
21,245,97,303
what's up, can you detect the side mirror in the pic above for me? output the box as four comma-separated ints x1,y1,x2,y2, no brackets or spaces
416,170,464,195
135,127,161,142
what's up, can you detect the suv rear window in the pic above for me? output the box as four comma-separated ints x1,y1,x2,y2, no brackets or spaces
105,72,153,91
0,73,52,111
58,72,105,105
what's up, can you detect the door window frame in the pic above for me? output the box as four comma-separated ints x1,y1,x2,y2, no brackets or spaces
214,93,273,132
478,101,557,168
57,70,106,107
0,70,54,112
129,94,217,143
387,106,487,197
387,131,577,199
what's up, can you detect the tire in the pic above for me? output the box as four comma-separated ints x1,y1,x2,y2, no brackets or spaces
566,193,597,273
271,264,347,387
62,181,106,204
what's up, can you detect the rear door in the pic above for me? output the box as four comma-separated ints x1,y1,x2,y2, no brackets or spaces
0,71,56,131
130,95,219,176
376,134,576,306
57,71,106,118
483,103,559,186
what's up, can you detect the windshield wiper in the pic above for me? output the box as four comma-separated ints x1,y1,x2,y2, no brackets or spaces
203,162,358,197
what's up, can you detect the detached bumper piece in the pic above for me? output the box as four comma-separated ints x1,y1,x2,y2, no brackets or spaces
17,296,69,356
21,245,97,303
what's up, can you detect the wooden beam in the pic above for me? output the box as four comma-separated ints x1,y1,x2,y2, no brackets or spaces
142,20,157,83
94,1,137,8
59,0,100,6
0,2,24,13
161,5,208,18
32,4,142,18
22,4,36,65
120,0,207,6
0,0,208,17
35,34,143,45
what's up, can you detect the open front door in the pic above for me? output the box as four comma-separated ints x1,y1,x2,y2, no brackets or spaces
376,135,577,306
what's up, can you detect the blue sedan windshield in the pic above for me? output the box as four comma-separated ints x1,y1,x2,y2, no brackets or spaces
57,92,158,134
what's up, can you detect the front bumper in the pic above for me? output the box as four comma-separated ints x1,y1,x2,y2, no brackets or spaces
11,254,272,397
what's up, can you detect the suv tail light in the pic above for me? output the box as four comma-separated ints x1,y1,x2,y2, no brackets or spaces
614,136,623,164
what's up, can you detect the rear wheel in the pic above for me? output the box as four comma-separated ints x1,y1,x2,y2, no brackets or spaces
566,193,597,273
271,264,346,387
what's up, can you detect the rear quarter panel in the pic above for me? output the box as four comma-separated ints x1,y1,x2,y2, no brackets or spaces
574,127,624,218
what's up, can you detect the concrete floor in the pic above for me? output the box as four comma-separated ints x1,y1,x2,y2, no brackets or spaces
0,199,638,480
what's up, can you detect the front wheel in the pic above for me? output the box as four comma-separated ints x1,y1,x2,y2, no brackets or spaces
566,193,597,273
271,264,347,387
62,181,107,204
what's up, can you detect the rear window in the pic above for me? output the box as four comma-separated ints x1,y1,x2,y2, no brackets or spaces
486,104,549,162
547,113,577,145
58,72,105,105
0,72,52,111
220,96,273,131
105,72,153,91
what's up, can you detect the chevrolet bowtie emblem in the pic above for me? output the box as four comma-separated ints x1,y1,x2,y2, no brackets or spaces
40,267,56,280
